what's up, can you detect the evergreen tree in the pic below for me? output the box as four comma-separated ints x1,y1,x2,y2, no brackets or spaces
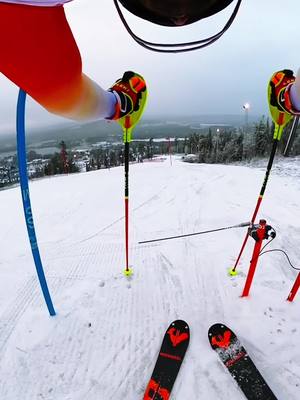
254,116,269,157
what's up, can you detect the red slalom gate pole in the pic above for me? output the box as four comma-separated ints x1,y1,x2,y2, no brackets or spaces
241,220,268,297
169,137,172,166
287,273,300,302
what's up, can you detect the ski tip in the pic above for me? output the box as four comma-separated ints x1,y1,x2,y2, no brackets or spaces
123,267,133,277
208,323,234,347
208,323,228,333
167,320,190,348
170,320,190,330
228,267,238,276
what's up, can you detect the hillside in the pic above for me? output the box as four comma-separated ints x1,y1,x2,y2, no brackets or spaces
0,157,299,399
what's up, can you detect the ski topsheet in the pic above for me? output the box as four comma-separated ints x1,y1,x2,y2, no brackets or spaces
208,323,278,400
143,320,190,400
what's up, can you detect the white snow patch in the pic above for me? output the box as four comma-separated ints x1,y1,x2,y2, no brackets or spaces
0,158,299,399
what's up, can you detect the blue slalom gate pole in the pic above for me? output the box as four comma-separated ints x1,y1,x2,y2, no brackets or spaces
16,89,56,316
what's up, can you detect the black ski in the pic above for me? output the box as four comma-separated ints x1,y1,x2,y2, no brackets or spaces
208,323,277,399
143,320,190,399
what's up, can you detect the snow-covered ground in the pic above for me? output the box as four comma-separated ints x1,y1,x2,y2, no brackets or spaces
0,156,299,399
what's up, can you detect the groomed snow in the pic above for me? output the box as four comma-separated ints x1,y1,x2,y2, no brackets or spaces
0,157,299,399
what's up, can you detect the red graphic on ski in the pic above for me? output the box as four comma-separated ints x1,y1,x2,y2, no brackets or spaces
144,379,170,400
211,330,232,348
167,327,189,347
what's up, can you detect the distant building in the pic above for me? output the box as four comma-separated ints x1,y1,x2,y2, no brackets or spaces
0,165,19,187
27,159,49,178
72,149,90,172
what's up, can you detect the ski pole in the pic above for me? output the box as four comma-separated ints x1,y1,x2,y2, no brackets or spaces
16,89,56,316
123,118,132,276
230,137,279,275
139,222,250,244
230,71,293,276
118,77,148,276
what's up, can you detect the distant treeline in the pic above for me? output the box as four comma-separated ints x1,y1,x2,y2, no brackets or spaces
184,117,300,164
0,115,242,152
1,116,300,188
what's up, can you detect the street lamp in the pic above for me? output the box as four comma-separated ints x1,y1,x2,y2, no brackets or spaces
243,102,250,130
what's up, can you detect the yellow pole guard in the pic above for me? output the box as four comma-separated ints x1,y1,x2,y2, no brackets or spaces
123,127,132,143
273,124,283,140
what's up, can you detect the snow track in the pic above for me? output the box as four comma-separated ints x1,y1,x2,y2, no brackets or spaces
0,158,299,399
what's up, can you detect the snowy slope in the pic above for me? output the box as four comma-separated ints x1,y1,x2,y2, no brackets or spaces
0,157,299,399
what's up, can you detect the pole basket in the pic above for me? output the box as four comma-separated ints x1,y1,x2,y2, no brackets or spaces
287,272,300,302
123,267,133,277
228,267,238,276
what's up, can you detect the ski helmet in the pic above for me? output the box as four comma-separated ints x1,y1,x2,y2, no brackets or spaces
113,0,242,52
118,0,235,27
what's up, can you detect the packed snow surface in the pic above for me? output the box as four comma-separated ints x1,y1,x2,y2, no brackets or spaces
0,157,299,399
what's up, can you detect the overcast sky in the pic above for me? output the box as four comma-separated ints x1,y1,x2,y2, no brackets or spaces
0,0,300,133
